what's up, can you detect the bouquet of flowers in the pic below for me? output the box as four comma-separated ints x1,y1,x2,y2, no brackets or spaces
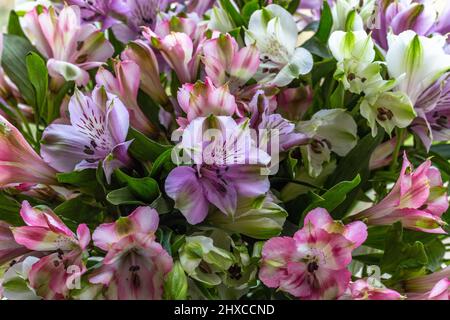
0,0,449,300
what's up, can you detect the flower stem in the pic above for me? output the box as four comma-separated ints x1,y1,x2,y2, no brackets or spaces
390,128,405,171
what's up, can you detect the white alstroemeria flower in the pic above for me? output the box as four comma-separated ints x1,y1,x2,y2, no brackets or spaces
1,257,40,300
331,0,376,31
245,4,313,87
297,109,358,177
386,31,450,106
208,5,236,33
328,30,376,94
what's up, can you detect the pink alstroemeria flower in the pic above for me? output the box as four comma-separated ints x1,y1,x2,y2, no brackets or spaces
340,279,404,300
352,153,448,234
165,116,271,224
202,34,260,91
0,115,57,188
11,201,90,299
121,40,169,105
405,267,450,300
177,77,238,125
0,221,29,265
41,87,132,183
22,5,113,86
259,208,367,300
90,207,173,300
96,60,158,136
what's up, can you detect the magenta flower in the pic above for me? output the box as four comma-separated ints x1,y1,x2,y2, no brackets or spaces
177,77,238,124
11,201,90,299
0,116,57,187
259,208,367,300
41,87,132,183
341,279,404,300
22,5,113,86
405,267,450,300
96,60,158,136
352,153,448,234
165,116,271,224
89,207,173,300
0,221,29,266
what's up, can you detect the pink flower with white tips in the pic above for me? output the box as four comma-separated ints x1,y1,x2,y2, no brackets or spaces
89,207,173,300
259,208,367,300
22,5,113,86
11,201,90,299
177,77,238,124
404,266,450,300
352,153,448,234
340,279,404,300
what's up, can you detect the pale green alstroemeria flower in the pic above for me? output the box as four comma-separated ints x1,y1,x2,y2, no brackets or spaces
245,4,313,86
332,0,377,31
1,257,40,300
386,31,450,105
297,109,358,177
329,30,376,94
179,236,234,286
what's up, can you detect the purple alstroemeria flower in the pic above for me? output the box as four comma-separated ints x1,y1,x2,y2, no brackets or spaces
66,0,129,29
165,116,271,224
372,0,450,51
41,87,132,183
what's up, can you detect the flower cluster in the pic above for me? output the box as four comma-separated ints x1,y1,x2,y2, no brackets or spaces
0,0,449,300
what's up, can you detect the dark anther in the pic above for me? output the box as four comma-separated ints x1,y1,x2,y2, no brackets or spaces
307,261,319,273
228,264,243,280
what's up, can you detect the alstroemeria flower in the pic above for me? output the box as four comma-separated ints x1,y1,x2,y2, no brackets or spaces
202,34,260,90
329,30,416,136
404,267,450,300
90,207,173,300
259,208,367,300
96,60,158,136
177,77,238,124
11,201,90,299
0,256,41,300
111,0,175,42
296,109,358,177
166,116,271,224
245,4,313,86
66,0,129,29
121,40,169,105
249,91,308,153
0,221,29,265
143,23,204,84
386,31,450,107
331,0,377,31
0,115,57,187
352,153,448,234
22,5,113,86
372,0,450,51
340,279,404,300
41,87,132,183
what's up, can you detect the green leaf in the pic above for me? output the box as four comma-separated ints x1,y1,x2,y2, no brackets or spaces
315,1,333,43
1,34,38,106
326,130,384,219
423,239,445,272
302,174,361,217
7,11,26,38
287,0,300,14
26,52,48,119
329,82,345,108
150,148,175,178
0,193,22,226
114,170,160,203
219,0,245,27
54,196,104,230
46,80,74,124
106,187,145,206
242,0,260,23
57,169,104,198
381,223,428,276
128,128,171,162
